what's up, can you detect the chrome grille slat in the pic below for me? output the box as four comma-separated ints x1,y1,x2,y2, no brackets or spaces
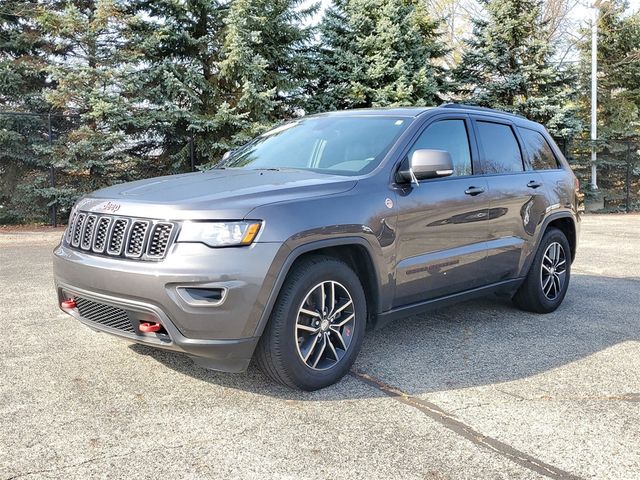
125,221,150,258
66,212,78,243
107,218,130,256
80,215,97,250
71,213,86,248
92,217,112,253
147,223,174,257
65,212,175,261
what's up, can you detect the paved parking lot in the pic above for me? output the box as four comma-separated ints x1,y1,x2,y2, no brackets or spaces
1,215,639,479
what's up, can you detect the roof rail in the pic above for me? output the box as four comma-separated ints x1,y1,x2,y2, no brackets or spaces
439,103,525,118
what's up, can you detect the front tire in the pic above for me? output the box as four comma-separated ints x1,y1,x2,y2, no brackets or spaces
255,255,367,390
513,227,571,313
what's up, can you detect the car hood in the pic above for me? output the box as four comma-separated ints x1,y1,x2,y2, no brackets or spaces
75,169,358,220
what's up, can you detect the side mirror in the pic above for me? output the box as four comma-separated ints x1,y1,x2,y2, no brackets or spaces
398,149,454,184
221,150,233,161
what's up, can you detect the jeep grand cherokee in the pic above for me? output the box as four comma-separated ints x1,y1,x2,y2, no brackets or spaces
53,104,581,390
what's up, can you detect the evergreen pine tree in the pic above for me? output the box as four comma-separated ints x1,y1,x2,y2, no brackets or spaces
125,0,316,168
37,0,139,216
453,0,580,138
309,0,447,112
0,0,57,222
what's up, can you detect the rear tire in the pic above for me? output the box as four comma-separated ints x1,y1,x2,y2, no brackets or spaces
513,227,571,313
255,255,367,390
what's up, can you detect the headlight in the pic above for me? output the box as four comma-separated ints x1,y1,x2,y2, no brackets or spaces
177,221,262,247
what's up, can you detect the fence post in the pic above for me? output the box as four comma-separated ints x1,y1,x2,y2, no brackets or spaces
48,113,57,227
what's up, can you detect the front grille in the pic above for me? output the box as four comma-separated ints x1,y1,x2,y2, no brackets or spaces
75,296,135,333
65,212,176,261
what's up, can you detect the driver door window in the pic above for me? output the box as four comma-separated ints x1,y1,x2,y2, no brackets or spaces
408,119,473,177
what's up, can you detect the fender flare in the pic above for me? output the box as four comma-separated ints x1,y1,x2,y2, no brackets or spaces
522,211,577,276
253,236,381,337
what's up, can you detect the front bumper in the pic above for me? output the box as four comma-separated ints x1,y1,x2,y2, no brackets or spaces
53,241,286,372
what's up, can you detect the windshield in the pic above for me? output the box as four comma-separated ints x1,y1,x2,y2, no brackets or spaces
218,116,411,176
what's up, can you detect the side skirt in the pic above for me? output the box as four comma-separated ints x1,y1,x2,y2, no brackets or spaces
374,278,523,330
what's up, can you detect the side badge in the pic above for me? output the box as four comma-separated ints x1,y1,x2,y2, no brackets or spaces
385,198,394,209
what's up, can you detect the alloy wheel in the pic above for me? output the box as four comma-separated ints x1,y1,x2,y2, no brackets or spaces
540,242,567,301
294,281,356,370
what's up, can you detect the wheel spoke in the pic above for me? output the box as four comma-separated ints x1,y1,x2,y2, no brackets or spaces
303,334,321,362
333,312,355,327
553,274,561,294
328,282,336,316
300,307,321,319
333,299,353,317
312,336,327,368
329,327,347,350
541,263,552,273
320,283,326,314
545,279,554,297
296,323,318,333
326,333,340,361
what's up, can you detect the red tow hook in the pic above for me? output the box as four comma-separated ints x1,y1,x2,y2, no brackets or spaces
61,298,77,309
139,322,163,333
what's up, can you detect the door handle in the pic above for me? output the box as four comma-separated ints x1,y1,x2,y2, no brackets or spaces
527,180,542,189
464,186,485,196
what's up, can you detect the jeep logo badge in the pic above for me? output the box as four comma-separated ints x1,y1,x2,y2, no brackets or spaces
100,201,121,213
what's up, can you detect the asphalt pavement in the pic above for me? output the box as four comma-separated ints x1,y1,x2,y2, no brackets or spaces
1,214,638,479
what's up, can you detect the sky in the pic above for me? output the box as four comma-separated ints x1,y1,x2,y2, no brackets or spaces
307,0,640,27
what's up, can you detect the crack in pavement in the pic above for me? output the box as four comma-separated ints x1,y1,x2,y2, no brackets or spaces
5,444,189,480
350,369,585,480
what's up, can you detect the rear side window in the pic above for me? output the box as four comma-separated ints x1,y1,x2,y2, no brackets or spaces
518,128,559,170
476,121,523,174
409,119,472,176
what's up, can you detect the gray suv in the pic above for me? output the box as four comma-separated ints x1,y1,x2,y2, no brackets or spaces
53,104,581,390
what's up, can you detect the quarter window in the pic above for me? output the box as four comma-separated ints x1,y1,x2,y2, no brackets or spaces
409,119,472,176
518,128,559,170
476,121,523,174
